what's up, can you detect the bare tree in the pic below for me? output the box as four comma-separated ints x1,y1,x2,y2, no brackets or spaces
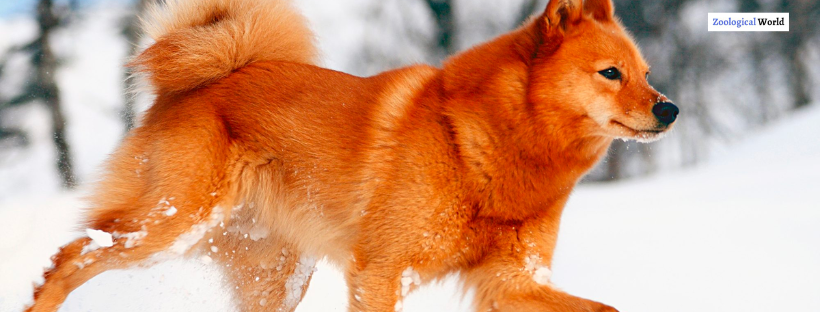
121,0,152,131
0,0,81,188
32,0,75,188
424,0,456,56
777,0,819,109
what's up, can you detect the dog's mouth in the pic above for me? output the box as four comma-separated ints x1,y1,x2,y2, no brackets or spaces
609,120,668,143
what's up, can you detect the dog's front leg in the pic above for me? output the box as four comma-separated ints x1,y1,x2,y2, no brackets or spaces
345,257,408,312
465,215,618,312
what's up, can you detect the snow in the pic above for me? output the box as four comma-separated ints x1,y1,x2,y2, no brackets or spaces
164,206,177,216
400,267,421,297
62,260,238,312
85,229,114,247
113,226,148,249
81,228,114,255
396,266,424,311
225,218,271,241
284,256,318,310
532,267,552,286
523,254,553,286
165,206,224,257
551,105,820,312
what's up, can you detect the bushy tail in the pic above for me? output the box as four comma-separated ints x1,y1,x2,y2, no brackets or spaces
132,0,318,93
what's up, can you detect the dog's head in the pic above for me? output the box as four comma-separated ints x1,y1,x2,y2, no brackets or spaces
530,0,677,142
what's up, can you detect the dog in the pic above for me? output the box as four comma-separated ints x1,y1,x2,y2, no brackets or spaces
26,0,678,311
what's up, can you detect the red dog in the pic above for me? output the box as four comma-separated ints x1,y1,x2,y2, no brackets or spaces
27,0,677,311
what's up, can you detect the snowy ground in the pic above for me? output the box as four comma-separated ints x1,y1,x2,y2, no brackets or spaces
552,105,820,312
1,2,819,312
2,105,819,312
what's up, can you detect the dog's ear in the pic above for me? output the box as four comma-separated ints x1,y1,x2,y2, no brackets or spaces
543,0,583,32
584,0,614,21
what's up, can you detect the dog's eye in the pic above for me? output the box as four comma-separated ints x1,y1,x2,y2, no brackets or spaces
598,67,621,80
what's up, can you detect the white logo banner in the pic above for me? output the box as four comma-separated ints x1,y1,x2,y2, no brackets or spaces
708,13,789,32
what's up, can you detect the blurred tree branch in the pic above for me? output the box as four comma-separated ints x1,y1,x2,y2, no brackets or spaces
0,128,28,146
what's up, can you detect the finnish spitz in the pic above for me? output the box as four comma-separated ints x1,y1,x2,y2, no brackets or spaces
27,0,677,311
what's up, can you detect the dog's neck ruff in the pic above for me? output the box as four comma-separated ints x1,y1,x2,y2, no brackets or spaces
437,20,612,221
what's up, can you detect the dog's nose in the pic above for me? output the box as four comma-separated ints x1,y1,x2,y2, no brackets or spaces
652,102,679,125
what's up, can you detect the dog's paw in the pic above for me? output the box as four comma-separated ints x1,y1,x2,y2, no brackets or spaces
592,303,619,312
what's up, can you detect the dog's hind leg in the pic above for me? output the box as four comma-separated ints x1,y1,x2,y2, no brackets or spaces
26,115,236,312
24,203,226,312
207,228,315,312
24,237,111,312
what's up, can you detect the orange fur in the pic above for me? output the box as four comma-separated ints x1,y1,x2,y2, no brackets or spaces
133,0,318,93
27,0,676,311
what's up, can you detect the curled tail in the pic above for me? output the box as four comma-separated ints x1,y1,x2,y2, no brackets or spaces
132,0,318,93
